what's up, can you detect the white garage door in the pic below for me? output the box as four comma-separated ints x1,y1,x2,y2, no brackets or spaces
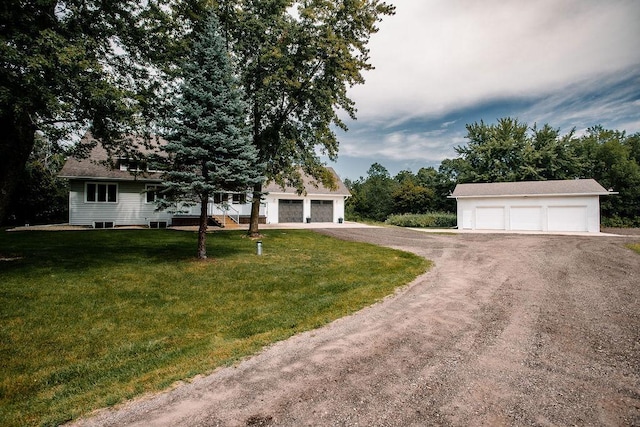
548,206,588,232
510,206,543,231
475,207,505,230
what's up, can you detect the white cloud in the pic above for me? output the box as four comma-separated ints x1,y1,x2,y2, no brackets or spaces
519,71,640,132
339,129,461,162
351,0,640,121
329,0,640,179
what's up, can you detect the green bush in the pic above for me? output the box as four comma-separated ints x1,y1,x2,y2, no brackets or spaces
601,215,640,228
385,212,457,228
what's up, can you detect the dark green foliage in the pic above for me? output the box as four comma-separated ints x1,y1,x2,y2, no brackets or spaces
392,179,435,214
2,1,395,231
160,13,261,202
456,118,530,182
574,126,640,221
452,118,581,182
601,215,640,228
385,212,457,228
526,123,581,180
229,0,394,175
5,137,68,225
0,0,205,224
392,167,456,214
346,164,456,222
345,163,397,222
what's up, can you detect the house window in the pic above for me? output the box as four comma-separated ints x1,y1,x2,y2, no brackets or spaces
86,183,117,203
118,159,147,172
214,193,229,204
145,185,165,203
232,193,247,204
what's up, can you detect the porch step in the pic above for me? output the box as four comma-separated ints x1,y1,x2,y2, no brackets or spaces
211,215,241,229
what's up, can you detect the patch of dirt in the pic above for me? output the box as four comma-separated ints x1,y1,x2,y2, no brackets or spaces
70,229,640,426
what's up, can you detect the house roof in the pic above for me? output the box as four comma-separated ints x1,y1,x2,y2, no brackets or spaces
264,168,351,196
450,179,613,198
59,134,166,182
59,134,350,196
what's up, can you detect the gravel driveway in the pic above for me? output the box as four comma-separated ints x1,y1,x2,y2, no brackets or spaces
71,228,640,426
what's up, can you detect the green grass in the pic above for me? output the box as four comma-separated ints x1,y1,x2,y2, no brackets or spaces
0,229,430,426
627,243,640,254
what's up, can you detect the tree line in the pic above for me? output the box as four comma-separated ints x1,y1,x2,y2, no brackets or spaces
346,118,640,227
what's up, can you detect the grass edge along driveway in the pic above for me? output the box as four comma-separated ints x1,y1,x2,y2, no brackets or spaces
0,229,430,427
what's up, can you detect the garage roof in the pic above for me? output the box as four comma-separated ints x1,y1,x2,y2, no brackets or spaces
450,179,613,198
264,168,351,196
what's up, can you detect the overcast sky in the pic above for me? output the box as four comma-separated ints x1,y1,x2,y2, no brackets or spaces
324,0,640,181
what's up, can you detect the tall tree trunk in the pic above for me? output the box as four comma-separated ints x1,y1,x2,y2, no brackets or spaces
0,111,37,225
197,193,208,259
248,182,262,237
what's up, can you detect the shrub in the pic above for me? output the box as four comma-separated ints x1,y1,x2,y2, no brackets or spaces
385,212,457,228
601,215,640,228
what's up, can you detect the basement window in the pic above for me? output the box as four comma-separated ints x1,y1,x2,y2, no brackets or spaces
149,221,168,229
93,221,115,229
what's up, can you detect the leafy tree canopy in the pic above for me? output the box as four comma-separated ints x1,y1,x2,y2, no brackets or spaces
0,0,210,224
210,0,395,234
453,117,581,182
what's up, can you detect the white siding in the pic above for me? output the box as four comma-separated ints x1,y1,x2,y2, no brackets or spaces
180,199,256,217
461,210,473,229
456,195,601,233
68,180,173,226
69,181,347,226
264,193,346,224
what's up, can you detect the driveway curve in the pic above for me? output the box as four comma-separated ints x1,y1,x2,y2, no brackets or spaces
72,228,640,426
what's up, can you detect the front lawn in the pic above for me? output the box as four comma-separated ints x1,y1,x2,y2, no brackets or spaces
0,229,430,426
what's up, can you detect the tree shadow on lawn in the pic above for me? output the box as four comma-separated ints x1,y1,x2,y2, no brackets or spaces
0,229,247,273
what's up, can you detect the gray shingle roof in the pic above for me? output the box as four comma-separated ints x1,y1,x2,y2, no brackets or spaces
59,134,350,196
58,134,165,181
263,168,351,196
450,179,612,198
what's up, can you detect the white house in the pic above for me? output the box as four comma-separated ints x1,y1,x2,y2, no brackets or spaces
449,179,615,233
59,137,350,228
170,167,350,225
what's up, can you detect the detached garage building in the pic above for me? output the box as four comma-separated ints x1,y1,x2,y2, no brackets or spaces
450,179,614,233
262,168,351,224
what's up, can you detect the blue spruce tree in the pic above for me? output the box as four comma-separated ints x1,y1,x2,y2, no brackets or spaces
159,14,262,259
